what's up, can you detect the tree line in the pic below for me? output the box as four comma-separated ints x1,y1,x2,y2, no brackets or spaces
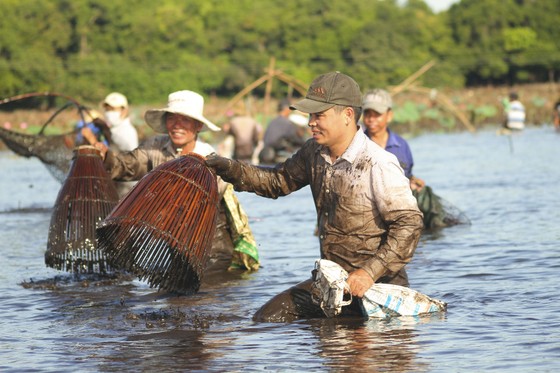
0,0,558,107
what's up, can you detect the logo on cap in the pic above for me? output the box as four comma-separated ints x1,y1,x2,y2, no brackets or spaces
311,87,327,100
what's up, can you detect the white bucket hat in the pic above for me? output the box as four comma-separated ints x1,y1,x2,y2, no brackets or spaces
145,90,220,133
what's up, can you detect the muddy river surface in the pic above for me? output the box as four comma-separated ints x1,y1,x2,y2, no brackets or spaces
1,126,559,372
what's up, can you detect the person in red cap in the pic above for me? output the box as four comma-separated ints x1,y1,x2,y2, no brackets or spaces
206,72,423,322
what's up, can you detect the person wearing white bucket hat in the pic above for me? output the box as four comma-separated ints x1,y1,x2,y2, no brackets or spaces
145,90,221,134
92,89,260,279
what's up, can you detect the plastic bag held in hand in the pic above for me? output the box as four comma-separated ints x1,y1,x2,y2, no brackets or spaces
205,153,242,183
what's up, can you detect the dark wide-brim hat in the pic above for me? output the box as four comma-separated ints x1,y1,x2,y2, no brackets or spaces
291,71,362,114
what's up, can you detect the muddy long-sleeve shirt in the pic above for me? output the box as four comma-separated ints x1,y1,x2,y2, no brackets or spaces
104,135,213,180
228,129,423,282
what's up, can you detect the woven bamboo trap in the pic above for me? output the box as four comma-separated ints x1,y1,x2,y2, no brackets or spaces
96,153,219,294
45,145,119,273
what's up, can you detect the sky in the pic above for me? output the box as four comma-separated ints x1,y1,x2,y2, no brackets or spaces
423,0,460,12
397,0,461,13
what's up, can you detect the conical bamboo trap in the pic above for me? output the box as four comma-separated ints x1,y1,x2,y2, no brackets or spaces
96,153,219,294
45,145,119,273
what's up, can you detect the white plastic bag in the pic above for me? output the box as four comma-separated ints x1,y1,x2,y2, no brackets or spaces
311,259,447,319
310,259,352,317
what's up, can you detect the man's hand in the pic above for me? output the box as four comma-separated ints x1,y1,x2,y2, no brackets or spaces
410,175,425,192
346,268,374,298
93,141,108,160
205,153,241,183
81,127,98,145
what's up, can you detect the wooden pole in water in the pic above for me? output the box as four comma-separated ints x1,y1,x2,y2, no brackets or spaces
264,57,276,119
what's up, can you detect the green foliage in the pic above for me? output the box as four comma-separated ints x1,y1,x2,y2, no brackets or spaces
0,0,559,106
503,27,537,52
393,101,422,124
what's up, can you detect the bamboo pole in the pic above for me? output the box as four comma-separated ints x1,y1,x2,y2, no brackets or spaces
389,60,436,96
263,57,276,118
407,86,476,133
225,75,270,111
224,58,309,114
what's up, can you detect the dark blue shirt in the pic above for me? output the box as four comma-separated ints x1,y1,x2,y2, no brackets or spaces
365,128,414,178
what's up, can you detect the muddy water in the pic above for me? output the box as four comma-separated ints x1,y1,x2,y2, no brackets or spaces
1,126,559,372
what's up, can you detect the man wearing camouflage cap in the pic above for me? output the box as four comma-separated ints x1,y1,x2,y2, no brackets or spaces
206,72,423,322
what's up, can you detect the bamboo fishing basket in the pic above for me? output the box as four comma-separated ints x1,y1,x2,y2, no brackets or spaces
96,153,220,294
45,145,119,273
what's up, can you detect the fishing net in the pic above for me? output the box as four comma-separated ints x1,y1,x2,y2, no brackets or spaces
413,185,470,230
0,126,75,182
0,92,96,183
96,153,220,294
45,146,120,273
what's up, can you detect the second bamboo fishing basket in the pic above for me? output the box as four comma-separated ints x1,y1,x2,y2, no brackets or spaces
45,145,119,273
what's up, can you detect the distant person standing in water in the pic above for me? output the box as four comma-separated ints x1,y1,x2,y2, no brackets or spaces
222,111,262,164
502,91,525,131
259,99,307,164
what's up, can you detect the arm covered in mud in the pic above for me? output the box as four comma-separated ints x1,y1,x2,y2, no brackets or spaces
103,147,151,181
360,161,424,287
206,142,311,199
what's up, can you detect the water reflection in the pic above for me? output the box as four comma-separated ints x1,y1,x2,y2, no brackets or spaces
305,315,445,372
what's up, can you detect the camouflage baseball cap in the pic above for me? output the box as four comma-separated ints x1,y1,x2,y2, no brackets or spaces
291,71,362,114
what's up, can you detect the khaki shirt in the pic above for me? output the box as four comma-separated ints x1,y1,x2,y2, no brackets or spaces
231,129,423,282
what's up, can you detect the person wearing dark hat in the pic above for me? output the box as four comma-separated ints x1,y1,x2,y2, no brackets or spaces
206,72,423,322
92,90,260,280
